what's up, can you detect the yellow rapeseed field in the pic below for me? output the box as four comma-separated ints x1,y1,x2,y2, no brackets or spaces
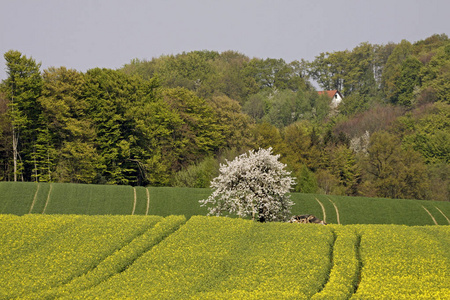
351,225,450,299
0,214,448,299
69,216,334,299
0,214,163,299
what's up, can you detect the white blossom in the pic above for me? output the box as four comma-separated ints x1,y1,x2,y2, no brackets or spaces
350,130,370,154
199,148,296,222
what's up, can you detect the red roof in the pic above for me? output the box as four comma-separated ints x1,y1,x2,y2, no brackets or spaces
318,90,340,99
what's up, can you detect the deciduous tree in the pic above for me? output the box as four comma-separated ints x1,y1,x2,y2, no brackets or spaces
365,131,429,199
3,50,42,181
200,148,295,222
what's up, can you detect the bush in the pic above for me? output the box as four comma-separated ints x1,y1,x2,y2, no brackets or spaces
172,157,219,188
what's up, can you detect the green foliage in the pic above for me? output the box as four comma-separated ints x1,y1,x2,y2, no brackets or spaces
365,131,430,199
382,40,413,101
3,50,43,181
1,35,449,201
419,43,450,103
399,102,450,164
316,169,342,195
162,87,225,162
249,122,285,154
427,162,450,202
393,103,450,201
381,35,450,106
244,57,309,92
294,164,318,193
282,121,320,171
82,68,146,185
309,42,384,98
338,93,369,116
324,145,361,196
262,90,301,127
55,140,99,183
257,89,328,127
242,92,265,120
207,95,253,149
122,50,257,103
173,156,219,188
3,51,42,129
38,67,92,182
394,56,423,106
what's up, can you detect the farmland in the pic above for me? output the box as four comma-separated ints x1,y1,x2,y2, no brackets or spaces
0,214,448,299
1,182,449,298
1,181,449,225
0,214,186,299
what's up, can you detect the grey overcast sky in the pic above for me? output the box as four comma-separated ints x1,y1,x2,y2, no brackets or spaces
1,0,449,81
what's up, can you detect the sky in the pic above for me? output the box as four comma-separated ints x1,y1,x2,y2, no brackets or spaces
0,0,449,81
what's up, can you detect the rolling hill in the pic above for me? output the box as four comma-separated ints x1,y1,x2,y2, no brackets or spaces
1,182,449,225
0,214,448,299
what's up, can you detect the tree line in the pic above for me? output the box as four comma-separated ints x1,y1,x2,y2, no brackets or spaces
0,33,449,201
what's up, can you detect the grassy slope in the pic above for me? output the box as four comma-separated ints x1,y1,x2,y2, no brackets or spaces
147,186,210,217
0,182,449,225
0,182,37,215
45,183,135,215
312,194,450,225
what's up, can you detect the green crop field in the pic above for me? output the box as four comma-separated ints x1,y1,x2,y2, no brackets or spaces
1,182,449,226
0,215,448,299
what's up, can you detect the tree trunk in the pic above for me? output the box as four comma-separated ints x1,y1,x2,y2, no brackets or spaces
12,125,17,182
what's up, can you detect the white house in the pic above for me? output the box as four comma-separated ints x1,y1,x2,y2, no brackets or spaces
318,90,343,109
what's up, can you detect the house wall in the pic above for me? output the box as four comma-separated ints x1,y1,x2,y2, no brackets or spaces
331,93,342,108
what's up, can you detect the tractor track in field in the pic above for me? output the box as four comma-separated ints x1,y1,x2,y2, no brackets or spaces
327,197,340,225
422,205,438,225
312,229,337,297
311,228,362,299
131,187,137,215
434,206,450,224
42,184,53,214
29,217,187,299
145,188,150,216
29,183,40,214
353,233,363,296
315,198,326,224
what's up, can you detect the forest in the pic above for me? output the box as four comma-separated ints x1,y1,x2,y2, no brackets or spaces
0,34,448,201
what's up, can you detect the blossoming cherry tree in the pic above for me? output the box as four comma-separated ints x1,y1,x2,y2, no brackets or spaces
200,148,296,222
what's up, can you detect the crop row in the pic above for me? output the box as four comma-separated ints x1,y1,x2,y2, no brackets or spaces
0,214,185,299
1,214,449,299
311,226,360,299
64,219,450,299
2,182,450,226
68,216,335,299
351,225,450,299
0,182,211,218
